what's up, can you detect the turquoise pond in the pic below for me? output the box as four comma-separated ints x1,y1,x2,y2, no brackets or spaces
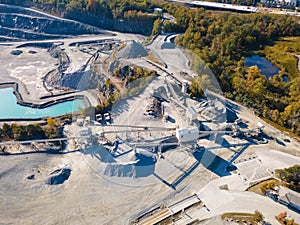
0,88,85,119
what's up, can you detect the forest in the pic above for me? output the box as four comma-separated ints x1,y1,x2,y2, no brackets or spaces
1,0,300,136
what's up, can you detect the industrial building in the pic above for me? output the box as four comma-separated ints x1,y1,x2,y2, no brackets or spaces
188,1,258,13
187,106,198,124
277,186,300,211
176,127,199,143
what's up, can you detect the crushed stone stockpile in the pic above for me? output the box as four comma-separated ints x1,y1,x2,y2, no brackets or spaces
0,4,104,41
117,41,148,59
103,150,156,178
45,66,100,91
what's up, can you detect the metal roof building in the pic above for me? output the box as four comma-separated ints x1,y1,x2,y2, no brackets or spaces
176,127,199,143
188,1,258,13
278,186,300,211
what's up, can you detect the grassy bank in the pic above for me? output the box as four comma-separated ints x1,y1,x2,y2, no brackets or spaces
247,179,281,195
260,36,300,79
262,117,300,141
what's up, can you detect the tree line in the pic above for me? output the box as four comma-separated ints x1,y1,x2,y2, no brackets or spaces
0,118,61,142
275,165,300,193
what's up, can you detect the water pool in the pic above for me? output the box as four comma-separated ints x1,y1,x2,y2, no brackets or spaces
0,88,84,119
245,55,279,78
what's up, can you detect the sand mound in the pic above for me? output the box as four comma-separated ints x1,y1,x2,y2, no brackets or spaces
117,41,147,59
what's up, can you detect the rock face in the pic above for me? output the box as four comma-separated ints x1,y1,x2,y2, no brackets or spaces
66,12,155,35
46,167,71,185
0,4,104,42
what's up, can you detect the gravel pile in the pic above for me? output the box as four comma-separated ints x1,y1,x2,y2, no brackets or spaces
46,167,71,185
104,150,156,178
117,41,147,59
10,49,23,55
60,69,93,90
46,65,99,91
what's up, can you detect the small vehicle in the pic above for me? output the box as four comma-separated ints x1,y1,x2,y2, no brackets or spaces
143,111,157,117
95,114,102,122
104,112,111,121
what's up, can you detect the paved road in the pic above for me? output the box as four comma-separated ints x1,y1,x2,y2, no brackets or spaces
147,35,195,82
0,136,85,146
194,175,300,225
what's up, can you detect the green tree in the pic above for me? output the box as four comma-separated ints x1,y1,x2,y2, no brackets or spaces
11,124,26,141
254,210,264,223
189,74,212,98
45,118,59,139
275,165,300,192
47,118,56,127
151,18,162,36
25,124,45,139
2,123,13,139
